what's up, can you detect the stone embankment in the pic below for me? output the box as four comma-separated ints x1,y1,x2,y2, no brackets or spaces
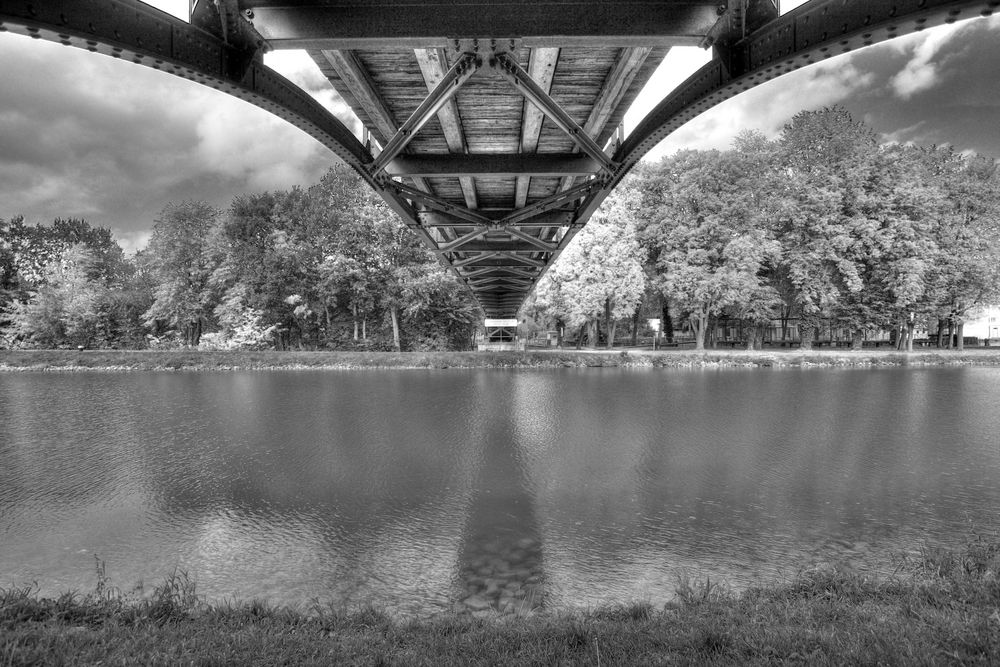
3,348,1000,371
456,536,545,617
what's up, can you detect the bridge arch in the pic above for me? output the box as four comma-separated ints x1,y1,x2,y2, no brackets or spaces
1,0,996,316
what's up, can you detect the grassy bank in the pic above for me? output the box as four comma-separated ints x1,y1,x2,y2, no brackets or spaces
3,540,999,665
2,347,1000,371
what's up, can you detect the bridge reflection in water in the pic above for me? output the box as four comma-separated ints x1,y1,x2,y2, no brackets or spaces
2,0,998,317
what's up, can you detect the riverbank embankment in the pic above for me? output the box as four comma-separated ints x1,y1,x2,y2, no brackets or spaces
3,348,1000,371
2,539,998,665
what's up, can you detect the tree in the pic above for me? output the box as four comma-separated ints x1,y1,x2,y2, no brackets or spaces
641,148,780,350
4,245,104,348
775,107,883,348
533,192,646,349
926,151,1000,349
142,201,220,346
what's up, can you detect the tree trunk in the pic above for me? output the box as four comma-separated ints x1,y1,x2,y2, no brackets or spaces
691,313,706,351
946,319,955,349
851,329,863,351
576,323,585,350
745,323,756,351
630,305,641,347
905,319,915,352
706,314,717,349
936,318,946,348
662,302,674,343
800,321,815,350
390,305,401,352
556,318,565,348
352,304,358,341
363,317,367,340
956,321,965,351
605,298,614,350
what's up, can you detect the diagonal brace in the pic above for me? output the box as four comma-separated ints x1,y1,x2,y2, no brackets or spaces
499,180,598,226
451,252,502,269
502,226,558,252
438,227,489,253
392,183,493,226
497,252,547,268
371,52,482,175
490,51,615,175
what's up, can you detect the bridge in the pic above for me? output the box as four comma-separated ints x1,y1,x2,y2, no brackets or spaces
1,0,996,317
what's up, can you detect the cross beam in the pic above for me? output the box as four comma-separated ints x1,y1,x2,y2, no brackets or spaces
242,1,724,49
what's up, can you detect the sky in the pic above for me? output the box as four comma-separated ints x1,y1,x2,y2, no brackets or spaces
1,1,999,253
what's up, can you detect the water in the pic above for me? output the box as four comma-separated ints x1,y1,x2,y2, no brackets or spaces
1,367,999,615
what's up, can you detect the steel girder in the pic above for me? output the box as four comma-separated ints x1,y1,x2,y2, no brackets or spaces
235,1,724,49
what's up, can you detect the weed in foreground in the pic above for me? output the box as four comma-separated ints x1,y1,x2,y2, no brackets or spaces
674,573,731,606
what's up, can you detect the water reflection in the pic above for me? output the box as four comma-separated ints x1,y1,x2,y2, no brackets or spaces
2,368,1000,613
452,373,545,615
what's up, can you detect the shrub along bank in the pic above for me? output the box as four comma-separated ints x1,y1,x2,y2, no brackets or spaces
3,348,1000,371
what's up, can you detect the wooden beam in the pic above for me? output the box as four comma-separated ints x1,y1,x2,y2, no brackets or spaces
318,49,397,146
316,49,434,193
386,154,600,178
491,52,615,174
414,47,479,209
515,47,560,209
371,52,482,174
558,46,653,192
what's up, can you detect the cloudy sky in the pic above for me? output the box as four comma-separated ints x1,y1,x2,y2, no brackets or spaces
1,1,998,252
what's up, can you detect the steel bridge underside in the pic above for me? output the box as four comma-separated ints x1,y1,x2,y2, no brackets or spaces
1,0,997,317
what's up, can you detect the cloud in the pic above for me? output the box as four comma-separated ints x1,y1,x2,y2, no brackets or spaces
877,120,929,146
264,50,363,137
0,33,342,244
889,22,965,99
643,54,876,158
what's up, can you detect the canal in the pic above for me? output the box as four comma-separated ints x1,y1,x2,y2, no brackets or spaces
1,367,998,616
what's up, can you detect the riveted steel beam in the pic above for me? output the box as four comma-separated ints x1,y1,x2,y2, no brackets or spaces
241,2,723,49
0,0,374,171
416,210,574,228
385,154,601,178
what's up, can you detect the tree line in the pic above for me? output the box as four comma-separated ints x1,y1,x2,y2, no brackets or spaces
3,108,999,353
1,166,479,351
525,107,1000,351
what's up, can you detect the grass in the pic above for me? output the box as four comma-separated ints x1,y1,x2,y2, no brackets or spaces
3,540,1000,665
2,347,1000,372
